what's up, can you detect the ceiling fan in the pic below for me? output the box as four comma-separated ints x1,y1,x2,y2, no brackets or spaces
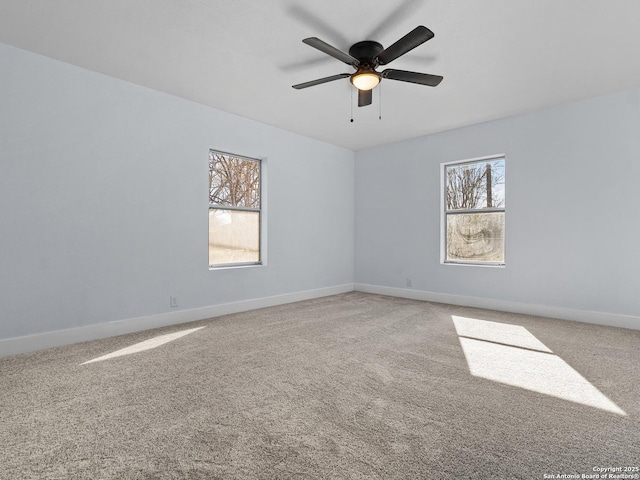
292,26,443,107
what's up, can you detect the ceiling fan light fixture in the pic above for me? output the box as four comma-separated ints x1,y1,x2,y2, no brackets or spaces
293,27,442,107
350,71,380,91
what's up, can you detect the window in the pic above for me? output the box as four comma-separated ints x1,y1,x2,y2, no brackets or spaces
208,150,262,268
443,155,505,265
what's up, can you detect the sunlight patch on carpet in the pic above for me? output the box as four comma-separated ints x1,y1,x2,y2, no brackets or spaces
452,316,625,416
81,326,205,365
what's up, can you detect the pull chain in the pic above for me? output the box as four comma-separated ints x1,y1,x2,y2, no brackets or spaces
379,83,382,120
350,87,354,123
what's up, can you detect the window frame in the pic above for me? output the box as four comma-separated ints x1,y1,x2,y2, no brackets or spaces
441,154,506,267
208,149,265,270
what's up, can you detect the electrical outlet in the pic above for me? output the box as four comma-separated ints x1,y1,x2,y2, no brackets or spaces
170,296,178,308
406,278,412,288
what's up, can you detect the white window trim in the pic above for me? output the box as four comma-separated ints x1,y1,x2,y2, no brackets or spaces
208,149,267,270
440,153,506,267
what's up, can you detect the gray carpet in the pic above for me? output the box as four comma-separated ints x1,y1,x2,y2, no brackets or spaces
1,292,638,479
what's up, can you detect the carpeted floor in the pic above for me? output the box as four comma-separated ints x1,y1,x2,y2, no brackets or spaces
1,292,639,479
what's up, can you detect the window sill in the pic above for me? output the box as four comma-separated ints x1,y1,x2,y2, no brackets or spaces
209,263,265,271
441,261,505,268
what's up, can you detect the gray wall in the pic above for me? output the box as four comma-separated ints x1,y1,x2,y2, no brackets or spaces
3,39,639,345
355,88,640,318
0,43,355,340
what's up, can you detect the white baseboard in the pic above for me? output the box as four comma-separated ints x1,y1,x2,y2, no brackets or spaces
5,282,635,358
0,283,355,358
355,283,640,330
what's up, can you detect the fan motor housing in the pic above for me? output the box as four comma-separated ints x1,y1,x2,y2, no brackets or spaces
349,41,383,66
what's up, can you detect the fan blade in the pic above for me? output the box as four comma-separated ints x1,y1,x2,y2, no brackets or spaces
367,0,422,41
381,69,443,86
358,89,372,107
288,5,350,47
303,37,359,66
292,73,351,89
377,26,434,65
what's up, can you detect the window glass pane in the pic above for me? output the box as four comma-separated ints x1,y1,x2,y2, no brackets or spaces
209,209,260,265
446,158,505,211
446,212,504,263
209,152,260,208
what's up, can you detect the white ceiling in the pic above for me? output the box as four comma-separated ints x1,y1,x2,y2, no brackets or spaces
2,0,640,151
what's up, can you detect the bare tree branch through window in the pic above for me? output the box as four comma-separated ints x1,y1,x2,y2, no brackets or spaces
209,152,260,208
